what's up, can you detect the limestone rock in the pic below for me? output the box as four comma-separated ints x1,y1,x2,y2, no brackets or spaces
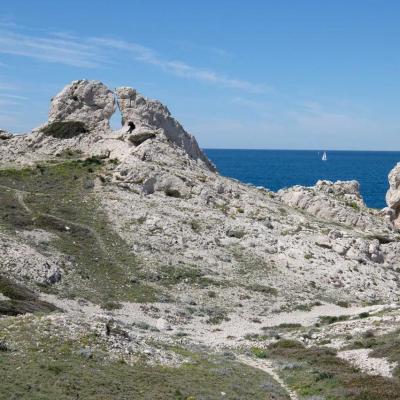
0,233,64,286
115,87,215,171
368,240,384,264
49,80,116,132
142,177,157,195
155,175,190,198
128,131,157,146
0,129,13,140
386,163,400,228
315,179,364,206
278,180,390,232
155,318,171,331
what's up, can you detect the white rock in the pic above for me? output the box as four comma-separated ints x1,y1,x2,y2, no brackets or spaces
278,180,391,232
156,318,171,331
49,80,116,132
386,162,400,227
115,87,215,171
0,129,13,140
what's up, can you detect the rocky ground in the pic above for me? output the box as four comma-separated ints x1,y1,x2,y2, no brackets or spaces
1,79,400,399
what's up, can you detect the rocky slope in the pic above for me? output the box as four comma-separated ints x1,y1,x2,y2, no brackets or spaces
1,80,400,399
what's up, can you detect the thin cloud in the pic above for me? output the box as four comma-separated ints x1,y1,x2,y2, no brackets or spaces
0,93,28,100
232,96,271,110
0,98,21,106
0,30,100,68
90,37,267,93
170,40,233,58
0,25,267,93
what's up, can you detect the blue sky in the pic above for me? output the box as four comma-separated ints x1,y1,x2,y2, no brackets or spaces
0,0,399,150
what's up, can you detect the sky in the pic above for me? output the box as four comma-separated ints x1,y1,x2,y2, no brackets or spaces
0,0,399,150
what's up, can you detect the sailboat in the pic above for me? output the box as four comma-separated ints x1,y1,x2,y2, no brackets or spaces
322,151,327,161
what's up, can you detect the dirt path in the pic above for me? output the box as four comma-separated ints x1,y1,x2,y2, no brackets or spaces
238,355,299,400
3,184,109,256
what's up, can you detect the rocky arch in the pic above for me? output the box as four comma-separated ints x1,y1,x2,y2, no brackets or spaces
48,79,215,171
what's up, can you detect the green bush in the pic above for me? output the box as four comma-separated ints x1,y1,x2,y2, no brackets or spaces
41,121,88,139
246,283,278,296
251,347,268,359
101,301,123,311
347,201,360,211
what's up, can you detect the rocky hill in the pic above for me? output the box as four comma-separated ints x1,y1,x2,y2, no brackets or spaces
1,80,400,399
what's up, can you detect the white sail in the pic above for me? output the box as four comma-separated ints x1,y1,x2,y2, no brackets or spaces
322,151,327,161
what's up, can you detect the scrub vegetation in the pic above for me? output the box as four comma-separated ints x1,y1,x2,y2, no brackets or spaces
41,121,88,139
0,160,158,305
0,316,290,400
260,339,400,399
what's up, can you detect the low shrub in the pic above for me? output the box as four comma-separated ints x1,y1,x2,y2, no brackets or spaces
318,315,349,325
101,301,123,311
251,347,268,359
0,340,9,352
246,283,278,296
41,121,88,139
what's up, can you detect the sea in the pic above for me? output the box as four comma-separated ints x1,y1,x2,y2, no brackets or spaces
204,149,400,209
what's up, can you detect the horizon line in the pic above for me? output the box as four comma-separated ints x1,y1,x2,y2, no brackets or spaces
203,147,400,153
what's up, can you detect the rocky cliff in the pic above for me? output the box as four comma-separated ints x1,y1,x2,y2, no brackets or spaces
386,162,400,228
1,80,400,399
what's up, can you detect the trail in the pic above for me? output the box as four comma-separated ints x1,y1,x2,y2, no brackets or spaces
238,355,299,400
2,184,109,256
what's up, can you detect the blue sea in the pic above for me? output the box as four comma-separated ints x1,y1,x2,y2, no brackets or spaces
204,150,400,209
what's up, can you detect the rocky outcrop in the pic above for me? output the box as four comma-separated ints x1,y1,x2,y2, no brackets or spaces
115,87,215,171
314,180,364,205
0,233,63,285
128,131,157,146
48,80,116,132
385,163,400,228
279,180,391,232
0,129,13,140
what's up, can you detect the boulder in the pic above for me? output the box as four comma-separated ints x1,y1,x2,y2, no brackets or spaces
48,80,116,132
129,131,157,146
115,87,215,171
154,175,190,198
386,163,400,228
142,177,157,195
0,129,13,140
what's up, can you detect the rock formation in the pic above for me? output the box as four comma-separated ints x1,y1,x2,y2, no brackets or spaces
115,87,215,171
385,162,400,228
278,179,390,231
48,80,116,131
0,129,13,140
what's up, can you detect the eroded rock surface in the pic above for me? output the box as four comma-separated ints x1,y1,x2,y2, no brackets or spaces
0,129,13,140
386,162,400,228
115,87,215,171
278,179,391,231
49,80,116,131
